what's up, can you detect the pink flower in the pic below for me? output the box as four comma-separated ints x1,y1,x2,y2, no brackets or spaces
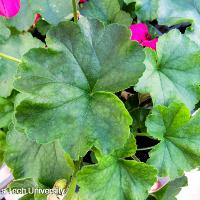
0,0,20,18
33,14,41,26
130,23,150,43
79,0,87,3
142,38,158,50
130,23,158,50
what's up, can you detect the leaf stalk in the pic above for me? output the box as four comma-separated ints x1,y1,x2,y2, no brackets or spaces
63,176,77,200
0,52,21,63
132,155,141,162
72,0,78,23
137,146,154,151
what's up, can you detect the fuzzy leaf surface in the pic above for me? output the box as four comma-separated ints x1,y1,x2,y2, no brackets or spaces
0,97,13,128
80,0,132,26
77,136,157,200
14,19,145,159
5,128,74,187
135,30,200,109
146,102,200,179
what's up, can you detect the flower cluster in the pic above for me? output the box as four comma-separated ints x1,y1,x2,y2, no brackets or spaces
130,23,158,50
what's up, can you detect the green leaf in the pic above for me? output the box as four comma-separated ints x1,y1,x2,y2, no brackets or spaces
5,128,74,187
5,0,74,31
134,0,200,45
123,0,158,21
77,138,157,200
146,102,200,179
136,0,158,21
157,0,200,45
19,194,35,200
0,33,42,98
130,0,158,21
0,19,10,43
0,130,6,165
14,18,145,159
135,30,200,110
152,176,188,200
124,0,135,4
0,97,13,128
47,18,145,93
125,94,150,133
8,178,48,200
7,178,44,190
123,2,137,19
113,10,133,26
80,0,132,26
36,20,52,36
114,134,137,158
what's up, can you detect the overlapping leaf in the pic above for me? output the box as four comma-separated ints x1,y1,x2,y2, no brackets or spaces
7,178,48,200
151,176,188,200
0,33,42,98
135,30,200,109
125,94,150,133
124,0,158,21
146,102,200,179
0,19,10,43
5,0,75,31
80,0,132,26
132,0,200,45
157,0,200,45
14,18,145,159
5,128,74,187
0,97,13,128
0,130,6,165
77,136,157,200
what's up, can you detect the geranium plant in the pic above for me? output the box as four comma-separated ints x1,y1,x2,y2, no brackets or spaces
0,0,200,199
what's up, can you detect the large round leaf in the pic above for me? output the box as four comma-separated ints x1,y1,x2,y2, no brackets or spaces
77,136,157,200
14,18,145,159
146,102,200,179
5,128,74,187
135,30,200,110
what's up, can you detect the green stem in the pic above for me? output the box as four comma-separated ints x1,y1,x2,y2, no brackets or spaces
72,0,78,23
135,132,149,137
137,146,154,151
132,155,141,162
0,52,21,63
135,132,154,139
63,176,77,200
63,157,82,200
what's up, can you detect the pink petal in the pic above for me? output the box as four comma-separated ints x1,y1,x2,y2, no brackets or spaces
79,0,87,3
130,23,150,43
33,13,41,26
150,177,170,193
142,38,158,50
0,0,20,18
